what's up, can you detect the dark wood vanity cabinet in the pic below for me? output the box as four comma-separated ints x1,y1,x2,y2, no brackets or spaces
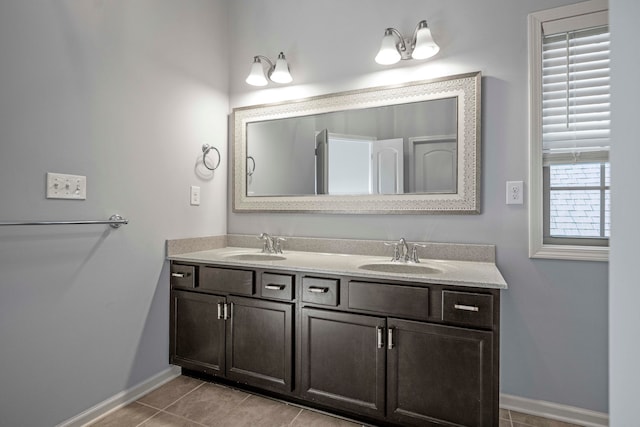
225,296,293,391
170,261,500,427
170,264,294,393
386,319,494,427
301,311,495,427
300,308,387,418
170,290,226,375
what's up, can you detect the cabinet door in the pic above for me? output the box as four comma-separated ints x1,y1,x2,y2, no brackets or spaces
170,290,226,375
226,296,293,393
387,318,494,427
301,308,386,418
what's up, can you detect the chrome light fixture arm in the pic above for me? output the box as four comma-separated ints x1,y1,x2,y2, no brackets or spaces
376,19,439,64
254,55,275,75
389,20,429,60
246,52,292,86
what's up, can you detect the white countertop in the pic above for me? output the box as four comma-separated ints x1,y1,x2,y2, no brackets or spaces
169,247,507,290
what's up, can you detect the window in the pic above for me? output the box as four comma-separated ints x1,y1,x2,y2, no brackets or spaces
545,162,610,243
529,0,610,261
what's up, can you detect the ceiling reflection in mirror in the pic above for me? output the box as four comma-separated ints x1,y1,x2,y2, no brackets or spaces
246,98,457,197
232,72,481,214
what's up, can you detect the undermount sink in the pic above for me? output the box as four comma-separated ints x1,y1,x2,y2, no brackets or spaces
225,253,286,261
358,262,443,275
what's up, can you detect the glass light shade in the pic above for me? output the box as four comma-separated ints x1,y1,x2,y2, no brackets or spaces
411,24,440,60
245,58,268,86
270,52,293,84
375,31,401,65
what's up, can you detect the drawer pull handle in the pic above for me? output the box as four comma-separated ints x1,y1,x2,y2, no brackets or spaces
454,304,479,312
387,328,394,350
171,272,186,278
377,327,384,349
265,284,286,290
217,302,223,320
308,286,329,293
223,302,230,320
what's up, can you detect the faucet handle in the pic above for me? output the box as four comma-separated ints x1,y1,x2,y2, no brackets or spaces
257,233,273,253
274,237,286,254
384,242,401,262
410,243,427,263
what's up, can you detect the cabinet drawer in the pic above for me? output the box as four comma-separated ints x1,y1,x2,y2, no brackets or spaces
442,291,493,329
348,281,429,321
261,273,294,301
200,266,254,295
302,277,339,306
170,264,196,289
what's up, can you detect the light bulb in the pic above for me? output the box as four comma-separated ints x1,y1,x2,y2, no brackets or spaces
411,21,440,60
245,58,268,86
375,30,401,65
270,52,293,84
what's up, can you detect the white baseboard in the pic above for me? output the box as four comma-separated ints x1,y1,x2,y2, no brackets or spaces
500,393,609,427
57,365,182,427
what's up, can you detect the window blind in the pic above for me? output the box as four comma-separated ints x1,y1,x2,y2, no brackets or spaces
542,15,610,163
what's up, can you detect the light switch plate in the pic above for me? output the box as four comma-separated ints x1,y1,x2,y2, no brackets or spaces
46,173,86,200
506,181,523,205
190,185,201,206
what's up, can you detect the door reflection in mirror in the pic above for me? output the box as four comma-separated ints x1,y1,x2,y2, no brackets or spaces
316,133,404,195
409,136,457,193
246,97,457,197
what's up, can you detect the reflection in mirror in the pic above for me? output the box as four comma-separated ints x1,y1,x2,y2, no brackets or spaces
233,72,481,214
246,98,457,197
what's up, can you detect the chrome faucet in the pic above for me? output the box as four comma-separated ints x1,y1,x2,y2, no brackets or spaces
398,238,409,262
258,233,275,253
257,233,286,254
386,238,410,262
386,238,426,263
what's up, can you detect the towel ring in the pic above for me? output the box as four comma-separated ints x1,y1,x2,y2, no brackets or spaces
247,156,256,176
202,144,221,171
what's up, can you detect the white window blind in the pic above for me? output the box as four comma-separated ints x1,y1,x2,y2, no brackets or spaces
542,13,610,164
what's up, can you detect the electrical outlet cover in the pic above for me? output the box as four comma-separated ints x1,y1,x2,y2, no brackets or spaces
506,181,523,205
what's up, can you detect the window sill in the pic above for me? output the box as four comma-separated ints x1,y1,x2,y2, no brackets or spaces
529,244,609,262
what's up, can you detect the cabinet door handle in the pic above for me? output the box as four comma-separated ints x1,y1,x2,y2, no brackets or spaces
377,327,384,349
454,304,479,312
217,302,223,320
265,284,286,290
387,328,394,350
171,272,186,278
308,286,329,293
223,302,229,320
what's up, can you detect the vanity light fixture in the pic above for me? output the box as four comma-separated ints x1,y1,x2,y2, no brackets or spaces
375,20,440,65
245,52,293,86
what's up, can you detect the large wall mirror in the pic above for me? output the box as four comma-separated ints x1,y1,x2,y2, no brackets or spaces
232,72,481,214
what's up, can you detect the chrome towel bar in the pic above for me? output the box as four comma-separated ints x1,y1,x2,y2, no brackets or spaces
0,214,128,229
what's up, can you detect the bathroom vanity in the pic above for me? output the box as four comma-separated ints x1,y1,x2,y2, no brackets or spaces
168,242,506,427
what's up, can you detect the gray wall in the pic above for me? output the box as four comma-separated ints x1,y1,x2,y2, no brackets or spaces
227,0,609,413
609,0,639,425
0,1,618,424
0,1,229,425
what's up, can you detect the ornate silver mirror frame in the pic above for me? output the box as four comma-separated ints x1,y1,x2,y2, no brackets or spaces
232,71,481,214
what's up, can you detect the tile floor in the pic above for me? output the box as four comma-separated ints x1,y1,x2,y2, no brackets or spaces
89,375,584,427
